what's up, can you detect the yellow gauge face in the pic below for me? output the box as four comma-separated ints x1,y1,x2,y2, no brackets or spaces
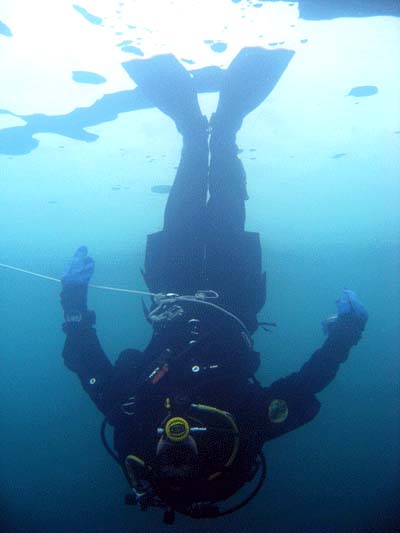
165,417,190,442
268,399,289,424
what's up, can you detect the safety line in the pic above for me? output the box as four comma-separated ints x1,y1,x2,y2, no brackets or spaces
0,262,156,297
0,262,251,336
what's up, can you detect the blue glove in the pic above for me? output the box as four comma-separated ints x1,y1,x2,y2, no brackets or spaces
62,246,94,286
322,289,368,344
61,246,94,318
336,289,368,321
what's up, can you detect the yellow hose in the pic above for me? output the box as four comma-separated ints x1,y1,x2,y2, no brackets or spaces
191,403,240,477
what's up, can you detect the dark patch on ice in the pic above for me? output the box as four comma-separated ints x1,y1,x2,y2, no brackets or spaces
203,39,213,44
0,21,12,37
117,39,132,47
254,3,263,7
73,5,103,25
151,185,171,194
300,39,308,43
299,0,400,20
112,186,121,191
347,85,378,97
0,89,150,155
210,42,227,53
332,153,347,159
72,71,106,84
181,58,195,64
48,200,57,204
121,45,144,56
0,125,40,155
0,53,291,156
394,131,400,134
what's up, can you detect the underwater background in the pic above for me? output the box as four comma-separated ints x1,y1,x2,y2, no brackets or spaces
1,1,399,531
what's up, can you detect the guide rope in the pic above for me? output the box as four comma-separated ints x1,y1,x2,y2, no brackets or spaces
0,262,250,333
0,262,156,297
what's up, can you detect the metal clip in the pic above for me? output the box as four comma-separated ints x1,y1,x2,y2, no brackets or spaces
188,318,201,336
121,396,137,415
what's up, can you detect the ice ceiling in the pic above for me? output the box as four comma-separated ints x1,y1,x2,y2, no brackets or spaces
1,0,301,116
1,0,399,158
0,0,399,268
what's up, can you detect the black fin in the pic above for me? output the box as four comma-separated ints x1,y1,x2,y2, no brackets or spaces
213,47,295,132
122,54,203,133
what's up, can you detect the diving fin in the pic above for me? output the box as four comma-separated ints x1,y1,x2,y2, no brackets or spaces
212,47,295,134
122,54,204,135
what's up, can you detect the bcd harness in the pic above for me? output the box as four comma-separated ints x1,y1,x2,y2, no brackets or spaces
101,292,267,524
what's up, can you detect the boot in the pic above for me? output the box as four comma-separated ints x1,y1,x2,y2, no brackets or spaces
123,54,206,137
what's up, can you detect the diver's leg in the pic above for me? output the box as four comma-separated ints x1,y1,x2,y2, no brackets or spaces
163,119,209,235
123,54,208,235
123,55,209,293
207,47,294,235
205,48,294,330
156,121,209,295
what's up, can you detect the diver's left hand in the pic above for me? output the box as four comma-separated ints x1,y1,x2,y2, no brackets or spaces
322,289,368,344
336,289,368,323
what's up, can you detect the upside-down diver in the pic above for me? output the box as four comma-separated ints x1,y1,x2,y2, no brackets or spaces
60,48,368,524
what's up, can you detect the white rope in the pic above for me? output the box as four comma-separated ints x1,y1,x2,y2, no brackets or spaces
0,262,156,297
0,262,250,335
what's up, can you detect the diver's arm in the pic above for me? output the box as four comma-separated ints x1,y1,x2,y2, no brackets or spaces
60,247,114,414
281,312,365,397
262,290,368,438
261,320,361,439
292,289,368,395
62,316,114,414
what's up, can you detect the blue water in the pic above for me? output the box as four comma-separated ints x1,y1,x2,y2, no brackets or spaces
1,2,399,532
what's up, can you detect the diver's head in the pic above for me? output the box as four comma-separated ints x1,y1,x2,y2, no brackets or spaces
155,417,200,490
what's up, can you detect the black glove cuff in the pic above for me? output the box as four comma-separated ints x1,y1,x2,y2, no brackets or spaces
60,283,89,314
62,310,96,334
330,313,365,347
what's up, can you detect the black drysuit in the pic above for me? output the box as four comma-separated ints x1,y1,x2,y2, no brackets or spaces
62,111,362,506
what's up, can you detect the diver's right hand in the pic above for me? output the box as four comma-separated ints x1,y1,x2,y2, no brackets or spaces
61,246,94,317
62,246,94,286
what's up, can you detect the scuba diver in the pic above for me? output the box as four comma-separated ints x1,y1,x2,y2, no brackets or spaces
60,48,368,524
